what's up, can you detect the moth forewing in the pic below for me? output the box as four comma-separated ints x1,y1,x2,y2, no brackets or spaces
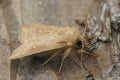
10,41,66,59
18,24,80,44
11,24,81,59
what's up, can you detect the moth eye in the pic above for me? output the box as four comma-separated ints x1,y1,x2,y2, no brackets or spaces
75,40,82,49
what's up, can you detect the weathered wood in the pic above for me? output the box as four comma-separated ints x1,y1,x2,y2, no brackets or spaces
1,0,120,80
0,4,10,80
2,0,21,80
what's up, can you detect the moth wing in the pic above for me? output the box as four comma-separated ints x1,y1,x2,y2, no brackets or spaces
18,24,70,43
10,41,66,59
11,24,79,59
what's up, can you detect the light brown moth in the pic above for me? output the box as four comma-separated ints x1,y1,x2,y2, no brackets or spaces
10,24,87,73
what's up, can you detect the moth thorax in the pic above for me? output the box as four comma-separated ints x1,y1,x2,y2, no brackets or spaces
72,28,81,42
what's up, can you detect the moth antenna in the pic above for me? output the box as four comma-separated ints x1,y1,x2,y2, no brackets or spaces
58,48,72,73
80,19,87,68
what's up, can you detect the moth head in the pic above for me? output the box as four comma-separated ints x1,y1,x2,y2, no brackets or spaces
71,27,84,49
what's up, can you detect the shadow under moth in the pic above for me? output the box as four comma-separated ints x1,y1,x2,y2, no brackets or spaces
10,24,89,73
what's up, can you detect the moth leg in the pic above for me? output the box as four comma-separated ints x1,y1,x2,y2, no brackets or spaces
80,22,87,68
80,41,84,68
69,50,82,69
58,48,72,73
80,37,85,68
41,50,60,66
77,49,97,57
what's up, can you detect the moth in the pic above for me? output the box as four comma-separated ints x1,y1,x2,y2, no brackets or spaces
10,24,87,73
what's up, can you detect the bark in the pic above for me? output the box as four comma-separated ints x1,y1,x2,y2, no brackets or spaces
0,0,120,80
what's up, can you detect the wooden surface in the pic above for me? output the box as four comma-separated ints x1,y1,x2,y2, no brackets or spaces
0,0,120,80
0,4,10,80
